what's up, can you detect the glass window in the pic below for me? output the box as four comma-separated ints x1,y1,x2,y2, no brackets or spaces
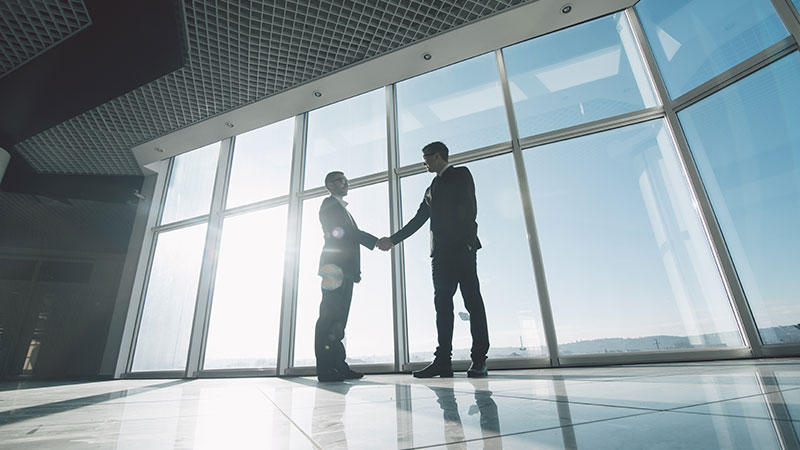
293,183,393,366
132,224,207,371
226,118,295,209
524,120,743,354
396,53,510,167
795,0,800,14
503,12,658,138
679,54,800,345
304,89,386,190
161,143,220,224
635,0,788,99
401,154,546,362
203,206,288,369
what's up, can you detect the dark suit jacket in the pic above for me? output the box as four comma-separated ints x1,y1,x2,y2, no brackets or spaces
318,196,378,283
390,165,481,256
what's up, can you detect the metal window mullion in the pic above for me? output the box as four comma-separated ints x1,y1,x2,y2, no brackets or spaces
626,7,764,357
672,38,798,112
185,137,235,377
276,113,308,375
117,160,170,376
772,0,800,45
495,49,560,367
386,84,409,372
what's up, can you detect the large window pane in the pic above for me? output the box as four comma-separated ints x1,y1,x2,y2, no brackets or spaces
525,120,742,354
161,143,220,224
401,154,546,362
636,0,788,99
203,206,288,369
304,89,386,189
679,54,800,345
132,224,207,371
396,53,509,167
293,183,393,366
503,12,658,138
226,118,294,209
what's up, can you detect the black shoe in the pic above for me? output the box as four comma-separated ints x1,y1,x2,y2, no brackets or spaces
317,368,345,382
413,360,453,378
340,368,364,380
467,361,488,378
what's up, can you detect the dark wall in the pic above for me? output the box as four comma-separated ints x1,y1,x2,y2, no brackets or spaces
0,164,144,380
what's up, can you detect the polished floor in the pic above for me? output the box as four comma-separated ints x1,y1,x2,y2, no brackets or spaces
1,359,800,449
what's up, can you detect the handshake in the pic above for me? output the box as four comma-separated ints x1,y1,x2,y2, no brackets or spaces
376,237,394,252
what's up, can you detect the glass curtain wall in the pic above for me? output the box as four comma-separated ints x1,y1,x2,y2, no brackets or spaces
132,143,219,371
202,118,295,370
127,0,800,375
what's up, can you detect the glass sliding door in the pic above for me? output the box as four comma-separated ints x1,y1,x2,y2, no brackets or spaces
524,120,743,354
678,54,800,345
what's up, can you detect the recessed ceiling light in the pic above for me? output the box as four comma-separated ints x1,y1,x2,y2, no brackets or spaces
225,121,234,128
561,4,572,14
154,147,164,153
313,90,323,97
422,52,432,60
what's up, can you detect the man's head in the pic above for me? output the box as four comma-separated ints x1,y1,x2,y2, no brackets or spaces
325,171,348,197
422,141,449,173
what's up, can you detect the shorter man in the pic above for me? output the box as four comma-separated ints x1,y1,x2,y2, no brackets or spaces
315,171,379,382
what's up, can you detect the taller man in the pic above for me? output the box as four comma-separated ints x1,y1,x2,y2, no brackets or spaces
315,171,379,382
378,142,489,378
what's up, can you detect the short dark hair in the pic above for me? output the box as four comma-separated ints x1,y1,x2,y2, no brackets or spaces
422,141,449,162
324,171,344,192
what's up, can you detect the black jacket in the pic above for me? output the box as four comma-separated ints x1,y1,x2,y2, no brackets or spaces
318,196,378,282
390,165,481,256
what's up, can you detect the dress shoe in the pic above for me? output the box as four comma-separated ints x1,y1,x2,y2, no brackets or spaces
340,368,364,380
317,368,345,382
412,360,453,378
467,361,488,378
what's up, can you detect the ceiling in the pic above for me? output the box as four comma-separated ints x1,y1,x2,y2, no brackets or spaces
2,0,537,176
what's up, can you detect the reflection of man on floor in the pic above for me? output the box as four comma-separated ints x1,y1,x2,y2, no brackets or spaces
315,171,379,382
428,380,501,449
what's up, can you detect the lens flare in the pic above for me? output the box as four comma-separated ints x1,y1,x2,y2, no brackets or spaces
331,227,344,239
319,264,344,290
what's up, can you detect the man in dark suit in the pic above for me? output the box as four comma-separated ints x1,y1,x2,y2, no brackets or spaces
315,171,379,382
378,142,489,378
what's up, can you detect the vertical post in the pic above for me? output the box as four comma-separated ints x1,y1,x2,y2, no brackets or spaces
495,49,561,366
276,114,308,375
771,0,800,44
625,7,764,356
386,85,409,371
185,138,234,377
115,159,170,377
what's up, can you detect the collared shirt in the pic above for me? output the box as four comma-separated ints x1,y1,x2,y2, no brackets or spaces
333,194,348,208
436,163,452,177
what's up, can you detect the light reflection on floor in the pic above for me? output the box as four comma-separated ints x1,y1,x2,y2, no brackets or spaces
1,359,799,449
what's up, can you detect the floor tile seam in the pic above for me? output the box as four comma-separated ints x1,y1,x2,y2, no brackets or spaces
664,389,800,413
669,408,800,423
254,384,325,450
400,409,661,450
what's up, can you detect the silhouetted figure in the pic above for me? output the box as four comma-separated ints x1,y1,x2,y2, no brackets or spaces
379,142,489,378
314,171,378,382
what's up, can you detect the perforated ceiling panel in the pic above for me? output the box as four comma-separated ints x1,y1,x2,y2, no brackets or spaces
14,0,529,175
0,0,91,78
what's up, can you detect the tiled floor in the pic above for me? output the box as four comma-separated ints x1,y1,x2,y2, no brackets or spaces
1,359,799,449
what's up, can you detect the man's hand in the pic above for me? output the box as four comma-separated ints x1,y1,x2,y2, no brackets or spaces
377,237,394,251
